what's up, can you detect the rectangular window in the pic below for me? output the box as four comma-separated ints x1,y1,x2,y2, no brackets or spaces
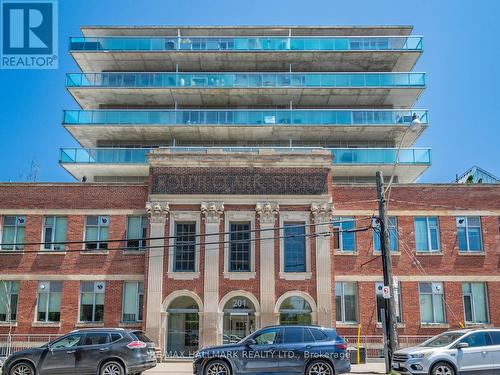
1,216,26,250
0,281,19,321
229,222,251,272
374,216,398,252
174,222,196,272
418,282,445,324
332,217,356,252
415,217,440,252
375,282,402,323
335,282,358,323
126,216,147,250
284,222,306,272
79,281,105,322
85,216,109,250
43,217,67,251
122,281,144,322
37,281,62,322
462,282,489,324
457,217,483,252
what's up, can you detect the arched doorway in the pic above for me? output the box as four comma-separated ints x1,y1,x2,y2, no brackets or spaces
222,295,256,344
166,296,200,356
278,295,313,325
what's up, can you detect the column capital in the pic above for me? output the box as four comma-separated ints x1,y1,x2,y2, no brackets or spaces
201,201,224,223
145,201,170,223
256,201,279,224
311,202,334,224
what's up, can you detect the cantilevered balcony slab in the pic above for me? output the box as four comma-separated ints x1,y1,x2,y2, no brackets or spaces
63,109,428,148
70,36,422,72
66,72,425,109
59,147,430,183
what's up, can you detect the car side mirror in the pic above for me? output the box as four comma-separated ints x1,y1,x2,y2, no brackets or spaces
456,342,469,349
245,339,257,347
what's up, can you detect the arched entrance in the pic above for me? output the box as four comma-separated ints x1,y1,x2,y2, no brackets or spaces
277,293,316,325
165,295,200,356
219,291,259,344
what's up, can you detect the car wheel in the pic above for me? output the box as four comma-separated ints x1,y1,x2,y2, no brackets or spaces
10,362,35,375
204,359,231,375
306,359,334,375
431,362,455,375
100,361,125,375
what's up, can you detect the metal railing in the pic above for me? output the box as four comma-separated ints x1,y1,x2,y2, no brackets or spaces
343,335,432,358
66,72,426,88
59,147,432,165
69,36,423,52
63,109,428,127
0,334,57,358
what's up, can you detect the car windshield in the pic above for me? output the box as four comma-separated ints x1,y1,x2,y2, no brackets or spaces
419,332,465,347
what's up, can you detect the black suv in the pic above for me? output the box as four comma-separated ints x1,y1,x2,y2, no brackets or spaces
193,325,350,375
1,328,156,375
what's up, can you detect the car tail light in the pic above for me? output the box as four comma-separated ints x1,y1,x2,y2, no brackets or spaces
336,342,347,350
127,340,147,349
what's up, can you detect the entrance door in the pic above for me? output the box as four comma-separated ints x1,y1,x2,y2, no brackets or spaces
228,314,254,343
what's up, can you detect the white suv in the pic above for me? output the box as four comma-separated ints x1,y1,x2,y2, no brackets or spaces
392,328,500,374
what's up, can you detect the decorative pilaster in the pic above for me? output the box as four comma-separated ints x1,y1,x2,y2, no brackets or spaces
256,201,279,327
201,201,224,346
311,202,334,327
145,200,170,346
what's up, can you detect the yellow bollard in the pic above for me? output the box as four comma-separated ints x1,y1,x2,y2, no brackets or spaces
357,323,361,364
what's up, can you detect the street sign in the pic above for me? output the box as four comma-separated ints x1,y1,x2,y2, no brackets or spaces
382,285,391,299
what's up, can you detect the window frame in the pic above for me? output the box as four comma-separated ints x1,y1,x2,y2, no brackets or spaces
173,221,197,272
283,221,307,273
168,212,200,278
335,281,358,324
456,216,483,252
414,216,440,253
43,216,67,251
279,212,311,278
373,216,398,252
84,216,109,250
332,217,356,253
462,282,490,324
79,281,105,323
125,216,148,250
37,281,62,322
1,216,26,251
418,282,446,324
0,280,19,322
122,281,144,323
228,221,252,272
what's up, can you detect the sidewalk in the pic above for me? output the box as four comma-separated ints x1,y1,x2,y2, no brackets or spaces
145,361,387,374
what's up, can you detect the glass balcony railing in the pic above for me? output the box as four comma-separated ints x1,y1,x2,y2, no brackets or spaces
63,109,428,126
66,72,425,88
59,147,431,165
69,36,423,52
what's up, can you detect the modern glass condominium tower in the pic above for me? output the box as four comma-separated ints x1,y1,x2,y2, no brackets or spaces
61,25,430,183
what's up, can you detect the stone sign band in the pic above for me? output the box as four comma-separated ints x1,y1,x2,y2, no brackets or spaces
151,167,330,195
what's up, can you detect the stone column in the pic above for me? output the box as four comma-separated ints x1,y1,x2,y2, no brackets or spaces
311,202,334,327
201,201,224,347
145,201,169,346
256,202,279,327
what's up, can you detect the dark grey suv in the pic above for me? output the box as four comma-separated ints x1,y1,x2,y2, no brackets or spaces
1,328,156,375
193,325,350,375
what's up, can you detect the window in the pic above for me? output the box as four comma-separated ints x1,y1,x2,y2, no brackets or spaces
166,296,199,354
457,217,483,252
374,216,398,252
414,217,440,252
310,328,328,341
82,332,110,346
335,282,358,323
419,282,445,324
253,328,280,345
459,332,491,348
79,281,105,322
490,331,500,345
122,282,144,322
37,281,62,322
462,283,489,324
0,281,19,321
283,222,306,272
85,216,109,250
126,216,147,250
282,327,308,344
43,217,67,251
50,334,82,349
332,217,356,252
375,282,402,323
279,296,312,325
174,222,196,272
229,222,251,272
1,216,26,250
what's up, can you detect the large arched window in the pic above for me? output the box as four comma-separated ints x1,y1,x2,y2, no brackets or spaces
279,296,312,325
166,296,199,355
222,296,256,344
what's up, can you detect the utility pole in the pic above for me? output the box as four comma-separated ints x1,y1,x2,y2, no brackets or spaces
376,170,399,373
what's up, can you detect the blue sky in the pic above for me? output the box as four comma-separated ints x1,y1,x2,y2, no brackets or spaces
0,0,498,183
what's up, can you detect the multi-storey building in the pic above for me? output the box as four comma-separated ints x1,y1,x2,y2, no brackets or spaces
0,26,499,357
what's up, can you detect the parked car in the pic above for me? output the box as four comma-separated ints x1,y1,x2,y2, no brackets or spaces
392,328,500,375
193,325,350,375
1,328,157,375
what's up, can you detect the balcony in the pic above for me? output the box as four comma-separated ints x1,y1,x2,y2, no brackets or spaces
66,72,425,108
59,147,431,183
63,109,428,148
69,36,422,72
